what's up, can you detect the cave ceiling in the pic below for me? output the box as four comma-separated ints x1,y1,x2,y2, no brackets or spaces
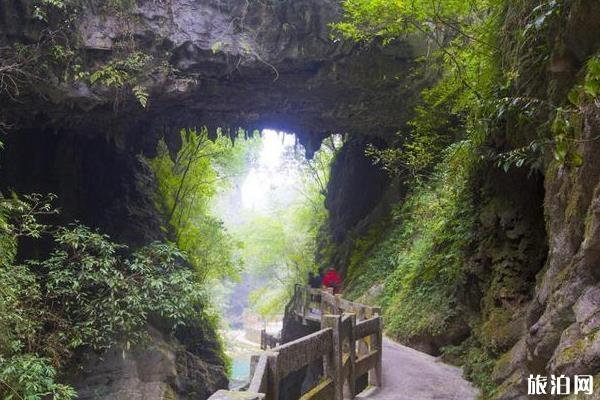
2,0,427,156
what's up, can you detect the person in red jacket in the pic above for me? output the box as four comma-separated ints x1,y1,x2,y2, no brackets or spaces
322,267,343,294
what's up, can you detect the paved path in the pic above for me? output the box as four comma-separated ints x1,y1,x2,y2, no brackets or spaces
357,338,479,400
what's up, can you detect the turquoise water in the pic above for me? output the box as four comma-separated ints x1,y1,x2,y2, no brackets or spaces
231,354,251,381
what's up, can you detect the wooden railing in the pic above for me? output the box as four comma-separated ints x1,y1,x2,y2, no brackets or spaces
260,329,280,350
209,285,383,400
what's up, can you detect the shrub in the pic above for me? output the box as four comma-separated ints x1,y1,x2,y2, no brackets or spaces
0,195,212,399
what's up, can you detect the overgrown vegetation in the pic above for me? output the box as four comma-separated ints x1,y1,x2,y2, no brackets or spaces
0,194,216,399
332,0,599,398
234,136,337,319
148,127,260,282
0,0,170,125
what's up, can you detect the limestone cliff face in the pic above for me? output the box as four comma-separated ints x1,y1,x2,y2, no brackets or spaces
0,1,423,399
324,135,391,274
492,106,600,399
69,327,228,400
5,0,600,398
490,3,600,398
319,2,600,398
507,105,600,398
1,0,423,156
1,0,423,241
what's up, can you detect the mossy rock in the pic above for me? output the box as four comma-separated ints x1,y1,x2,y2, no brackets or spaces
563,373,600,400
163,386,177,400
552,329,599,370
491,370,526,400
492,338,527,384
481,307,524,353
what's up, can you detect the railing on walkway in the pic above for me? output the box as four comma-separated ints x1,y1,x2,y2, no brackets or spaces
210,285,383,400
261,329,280,350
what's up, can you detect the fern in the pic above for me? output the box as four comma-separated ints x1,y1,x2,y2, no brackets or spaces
132,85,149,108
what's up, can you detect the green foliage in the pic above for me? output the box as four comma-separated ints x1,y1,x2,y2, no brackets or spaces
0,194,212,399
379,146,476,339
32,0,137,21
365,78,467,179
89,51,151,87
149,127,259,281
567,55,600,108
332,0,595,397
342,0,504,180
334,0,484,42
0,355,76,400
82,51,153,108
442,339,497,399
345,140,478,338
238,137,336,318
334,0,492,340
241,199,326,319
582,56,600,99
541,54,600,168
34,226,207,352
344,221,390,300
337,0,582,177
32,0,66,22
3,0,171,112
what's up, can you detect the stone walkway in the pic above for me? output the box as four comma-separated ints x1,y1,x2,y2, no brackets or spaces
357,338,479,400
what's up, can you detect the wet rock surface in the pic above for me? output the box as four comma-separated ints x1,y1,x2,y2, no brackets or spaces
493,3,600,395
0,2,424,398
70,328,228,400
326,135,390,245
2,0,600,399
1,0,425,156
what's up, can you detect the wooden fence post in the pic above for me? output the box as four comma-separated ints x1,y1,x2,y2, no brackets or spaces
293,284,300,316
320,290,326,316
369,317,383,388
371,307,383,387
356,306,368,356
266,352,279,400
302,285,310,324
321,315,343,400
334,294,342,314
364,307,373,349
261,330,264,350
347,313,357,398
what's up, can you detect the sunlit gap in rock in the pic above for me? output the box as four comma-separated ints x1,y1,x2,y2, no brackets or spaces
241,130,301,212
210,129,339,389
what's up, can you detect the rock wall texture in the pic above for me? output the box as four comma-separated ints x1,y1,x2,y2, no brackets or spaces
324,135,390,261
5,0,600,399
494,110,600,398
492,106,600,399
318,1,600,399
70,327,228,400
491,2,600,398
0,0,424,399
1,0,425,156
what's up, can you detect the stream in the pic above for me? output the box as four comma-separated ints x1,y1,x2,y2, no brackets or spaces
223,322,283,389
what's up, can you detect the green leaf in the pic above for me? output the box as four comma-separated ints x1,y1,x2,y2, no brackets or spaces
132,86,149,108
570,152,584,167
568,87,582,106
554,140,568,162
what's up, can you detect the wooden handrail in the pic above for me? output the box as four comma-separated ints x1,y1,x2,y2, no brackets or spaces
209,285,384,400
261,329,280,350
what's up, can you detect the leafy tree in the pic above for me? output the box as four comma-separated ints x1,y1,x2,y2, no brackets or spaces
238,137,338,318
335,0,502,179
334,0,489,42
331,2,582,397
148,127,259,281
0,194,213,400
